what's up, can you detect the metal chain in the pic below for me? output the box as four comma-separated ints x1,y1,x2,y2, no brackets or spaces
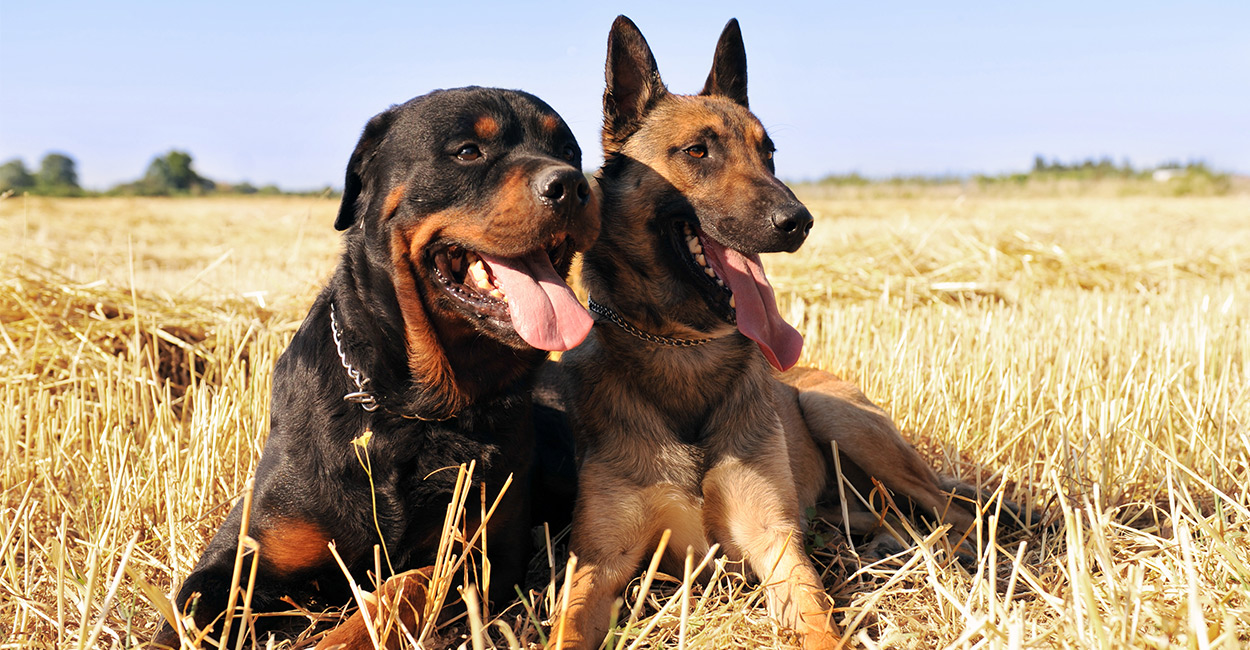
587,297,721,347
329,303,454,421
329,303,380,411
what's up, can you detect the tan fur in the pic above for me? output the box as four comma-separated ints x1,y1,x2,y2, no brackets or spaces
556,338,844,649
473,115,500,139
389,228,466,413
383,164,601,411
781,368,980,534
551,16,996,650
314,567,431,650
381,184,407,220
255,518,332,575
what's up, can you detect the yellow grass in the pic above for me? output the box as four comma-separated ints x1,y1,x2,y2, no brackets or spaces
1,190,1247,648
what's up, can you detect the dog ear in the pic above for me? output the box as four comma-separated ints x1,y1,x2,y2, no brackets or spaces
603,15,667,152
700,18,748,108
335,109,396,231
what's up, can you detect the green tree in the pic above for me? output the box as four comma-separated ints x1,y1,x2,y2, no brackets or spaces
38,153,79,190
0,158,35,192
143,150,214,194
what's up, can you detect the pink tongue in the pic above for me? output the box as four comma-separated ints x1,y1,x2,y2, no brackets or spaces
702,239,804,371
478,251,592,351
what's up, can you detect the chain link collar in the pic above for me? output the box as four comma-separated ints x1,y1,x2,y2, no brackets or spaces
587,296,724,347
329,303,380,411
329,303,452,421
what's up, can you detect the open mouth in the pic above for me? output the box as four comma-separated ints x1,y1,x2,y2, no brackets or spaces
673,221,736,321
668,219,804,371
428,235,590,351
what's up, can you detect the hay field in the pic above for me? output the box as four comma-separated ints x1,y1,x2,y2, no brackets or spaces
1,191,1247,648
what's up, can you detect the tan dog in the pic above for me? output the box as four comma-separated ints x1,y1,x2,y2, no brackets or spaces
546,16,1006,649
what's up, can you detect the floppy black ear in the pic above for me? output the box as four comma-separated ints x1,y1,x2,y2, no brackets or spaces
602,15,667,151
335,109,396,231
700,18,748,108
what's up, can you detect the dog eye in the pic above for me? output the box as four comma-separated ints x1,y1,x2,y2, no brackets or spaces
456,144,482,161
561,144,577,162
764,149,775,160
685,145,707,159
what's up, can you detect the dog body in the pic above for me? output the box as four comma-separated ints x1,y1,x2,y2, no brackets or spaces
155,87,599,648
550,18,987,649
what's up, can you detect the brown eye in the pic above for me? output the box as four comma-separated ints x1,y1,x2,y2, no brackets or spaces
685,145,707,159
562,144,577,162
456,144,482,161
764,149,774,160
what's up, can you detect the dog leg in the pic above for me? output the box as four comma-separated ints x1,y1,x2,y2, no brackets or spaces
554,477,666,650
787,372,980,535
314,567,432,650
703,455,841,650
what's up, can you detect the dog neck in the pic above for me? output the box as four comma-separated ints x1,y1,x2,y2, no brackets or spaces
587,296,729,348
327,301,456,421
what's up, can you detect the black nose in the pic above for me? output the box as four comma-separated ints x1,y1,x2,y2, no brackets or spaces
771,204,814,240
536,168,590,208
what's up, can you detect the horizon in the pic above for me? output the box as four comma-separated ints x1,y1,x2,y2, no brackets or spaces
2,2,1247,191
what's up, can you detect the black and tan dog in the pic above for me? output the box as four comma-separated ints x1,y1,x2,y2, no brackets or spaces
547,17,1004,649
153,87,599,649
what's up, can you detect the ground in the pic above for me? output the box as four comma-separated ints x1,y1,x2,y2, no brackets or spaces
0,188,1246,648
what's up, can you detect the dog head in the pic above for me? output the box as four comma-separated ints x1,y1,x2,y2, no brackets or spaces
587,17,808,370
336,87,600,360
333,88,600,410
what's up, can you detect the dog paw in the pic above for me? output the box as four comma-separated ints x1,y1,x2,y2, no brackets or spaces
858,530,907,561
939,477,1036,530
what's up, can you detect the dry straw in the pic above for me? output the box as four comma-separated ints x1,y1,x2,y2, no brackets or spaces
1,190,1247,648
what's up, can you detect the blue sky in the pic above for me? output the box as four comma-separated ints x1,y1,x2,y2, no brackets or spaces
2,1,1247,190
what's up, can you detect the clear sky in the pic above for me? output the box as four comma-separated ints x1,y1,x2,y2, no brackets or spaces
2,1,1247,191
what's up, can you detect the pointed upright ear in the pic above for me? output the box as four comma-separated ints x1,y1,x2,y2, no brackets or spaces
335,109,396,231
602,15,667,152
700,18,748,107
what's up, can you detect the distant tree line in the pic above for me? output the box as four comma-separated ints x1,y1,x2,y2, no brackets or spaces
0,150,331,197
813,156,1231,190
1020,155,1226,182
973,156,1232,194
0,153,82,196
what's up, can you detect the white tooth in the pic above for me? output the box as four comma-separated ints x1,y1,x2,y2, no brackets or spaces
704,267,716,277
729,295,736,308
469,260,493,290
687,237,702,254
716,278,725,286
488,288,504,299
695,253,707,266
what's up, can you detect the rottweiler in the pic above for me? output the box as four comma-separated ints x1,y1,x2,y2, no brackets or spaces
545,17,1017,649
153,86,599,649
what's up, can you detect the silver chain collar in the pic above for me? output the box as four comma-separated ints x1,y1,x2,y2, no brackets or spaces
329,303,380,411
587,296,724,347
328,303,455,421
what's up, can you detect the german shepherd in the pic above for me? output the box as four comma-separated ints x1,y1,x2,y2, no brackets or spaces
547,16,1005,649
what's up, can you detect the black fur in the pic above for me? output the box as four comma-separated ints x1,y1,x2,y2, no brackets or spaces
154,87,596,647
